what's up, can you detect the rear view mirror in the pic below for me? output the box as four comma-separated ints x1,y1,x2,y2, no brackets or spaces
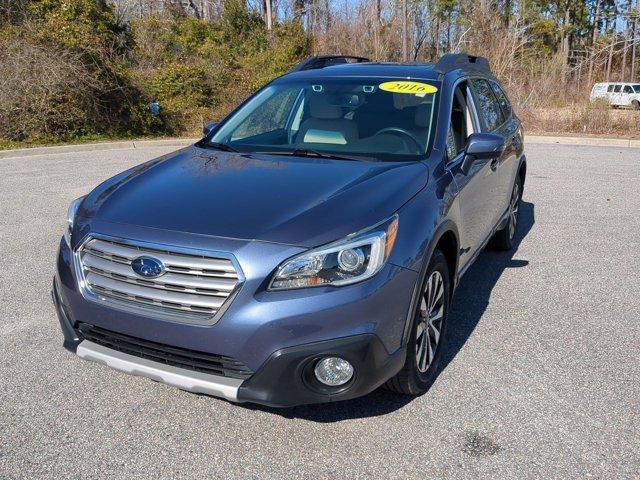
203,121,218,137
461,133,505,175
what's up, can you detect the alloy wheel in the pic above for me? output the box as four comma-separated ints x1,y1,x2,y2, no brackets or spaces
508,182,520,240
415,270,445,373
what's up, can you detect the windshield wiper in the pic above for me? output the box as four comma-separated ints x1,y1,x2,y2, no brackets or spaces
254,148,368,161
293,149,352,160
203,142,239,153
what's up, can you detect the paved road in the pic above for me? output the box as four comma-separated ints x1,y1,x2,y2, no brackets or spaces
1,144,638,479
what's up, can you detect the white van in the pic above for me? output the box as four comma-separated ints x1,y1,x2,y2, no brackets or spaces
590,82,640,109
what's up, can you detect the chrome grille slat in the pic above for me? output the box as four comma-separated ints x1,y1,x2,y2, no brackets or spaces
84,248,238,278
86,239,238,274
85,273,226,309
91,287,216,314
85,268,230,298
82,254,237,294
77,238,241,320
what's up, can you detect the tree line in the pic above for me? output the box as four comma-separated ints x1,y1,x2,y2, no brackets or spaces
1,0,639,147
139,1,640,88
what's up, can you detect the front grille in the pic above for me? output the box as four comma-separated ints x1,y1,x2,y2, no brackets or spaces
78,323,253,380
77,238,240,319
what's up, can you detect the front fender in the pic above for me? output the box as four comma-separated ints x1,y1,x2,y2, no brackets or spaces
387,168,461,346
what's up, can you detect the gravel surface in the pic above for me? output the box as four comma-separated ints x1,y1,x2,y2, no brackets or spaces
1,144,639,479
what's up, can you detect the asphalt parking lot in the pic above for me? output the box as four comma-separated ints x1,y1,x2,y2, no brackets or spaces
0,143,638,479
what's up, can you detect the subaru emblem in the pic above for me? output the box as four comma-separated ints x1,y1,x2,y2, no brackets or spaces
131,256,165,278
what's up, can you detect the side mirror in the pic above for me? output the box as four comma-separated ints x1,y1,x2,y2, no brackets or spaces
203,121,218,137
461,133,505,175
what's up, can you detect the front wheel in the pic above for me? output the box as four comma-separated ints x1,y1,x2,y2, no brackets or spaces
490,175,521,251
385,250,450,395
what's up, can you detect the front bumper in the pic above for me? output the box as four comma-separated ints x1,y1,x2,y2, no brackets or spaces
237,333,406,407
54,225,417,407
78,340,244,401
54,278,406,406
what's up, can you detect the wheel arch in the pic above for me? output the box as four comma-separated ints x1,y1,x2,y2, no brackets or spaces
401,220,460,345
518,155,527,194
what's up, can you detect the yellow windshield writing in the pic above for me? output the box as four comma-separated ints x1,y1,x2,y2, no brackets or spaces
378,81,438,96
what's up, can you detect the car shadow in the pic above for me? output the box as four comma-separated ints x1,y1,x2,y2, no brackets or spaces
240,201,535,422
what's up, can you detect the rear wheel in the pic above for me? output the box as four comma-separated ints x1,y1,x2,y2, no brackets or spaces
385,250,450,395
633,100,640,110
490,175,521,251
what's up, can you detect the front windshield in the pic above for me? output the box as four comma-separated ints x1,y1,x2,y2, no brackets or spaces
633,84,640,93
207,77,439,161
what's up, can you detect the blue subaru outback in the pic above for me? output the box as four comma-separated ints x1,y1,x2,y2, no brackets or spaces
53,54,526,407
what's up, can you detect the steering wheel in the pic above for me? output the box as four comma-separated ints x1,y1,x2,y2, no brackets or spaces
373,127,423,151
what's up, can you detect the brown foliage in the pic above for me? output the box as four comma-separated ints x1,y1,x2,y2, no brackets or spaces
521,102,640,137
0,35,105,141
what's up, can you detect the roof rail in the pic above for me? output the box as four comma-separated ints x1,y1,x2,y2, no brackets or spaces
434,54,491,74
289,55,371,72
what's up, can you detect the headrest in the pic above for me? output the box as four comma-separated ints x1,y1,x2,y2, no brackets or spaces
309,95,343,120
414,103,432,128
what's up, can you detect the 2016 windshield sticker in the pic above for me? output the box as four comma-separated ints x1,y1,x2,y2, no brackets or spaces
378,81,438,96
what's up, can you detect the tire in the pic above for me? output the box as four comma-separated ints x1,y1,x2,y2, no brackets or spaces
633,100,640,110
385,250,450,395
490,174,522,251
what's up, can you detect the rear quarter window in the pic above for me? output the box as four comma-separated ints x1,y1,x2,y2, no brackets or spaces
472,78,504,131
489,81,512,120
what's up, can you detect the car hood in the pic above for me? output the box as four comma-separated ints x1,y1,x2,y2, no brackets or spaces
79,146,429,247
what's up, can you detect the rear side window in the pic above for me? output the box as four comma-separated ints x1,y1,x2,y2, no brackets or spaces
472,79,504,131
607,85,614,92
489,81,512,120
614,85,622,93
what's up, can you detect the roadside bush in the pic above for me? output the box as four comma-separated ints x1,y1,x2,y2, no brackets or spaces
0,1,152,143
149,64,213,107
25,0,128,54
0,0,310,145
239,21,311,92
141,64,215,133
575,100,613,133
0,37,103,141
519,99,640,137
129,5,310,134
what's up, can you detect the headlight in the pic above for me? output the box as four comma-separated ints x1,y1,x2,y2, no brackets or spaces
269,215,398,290
64,196,85,246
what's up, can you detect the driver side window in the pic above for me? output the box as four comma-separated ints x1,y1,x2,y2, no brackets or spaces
231,89,300,141
446,83,476,160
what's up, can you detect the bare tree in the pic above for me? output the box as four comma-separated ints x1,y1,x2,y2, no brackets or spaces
606,12,617,81
587,0,602,84
561,2,571,80
264,0,273,29
631,0,639,80
295,0,303,22
373,0,381,59
620,6,636,81
401,0,408,61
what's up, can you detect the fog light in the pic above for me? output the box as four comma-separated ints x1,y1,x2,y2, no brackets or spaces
314,357,354,386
